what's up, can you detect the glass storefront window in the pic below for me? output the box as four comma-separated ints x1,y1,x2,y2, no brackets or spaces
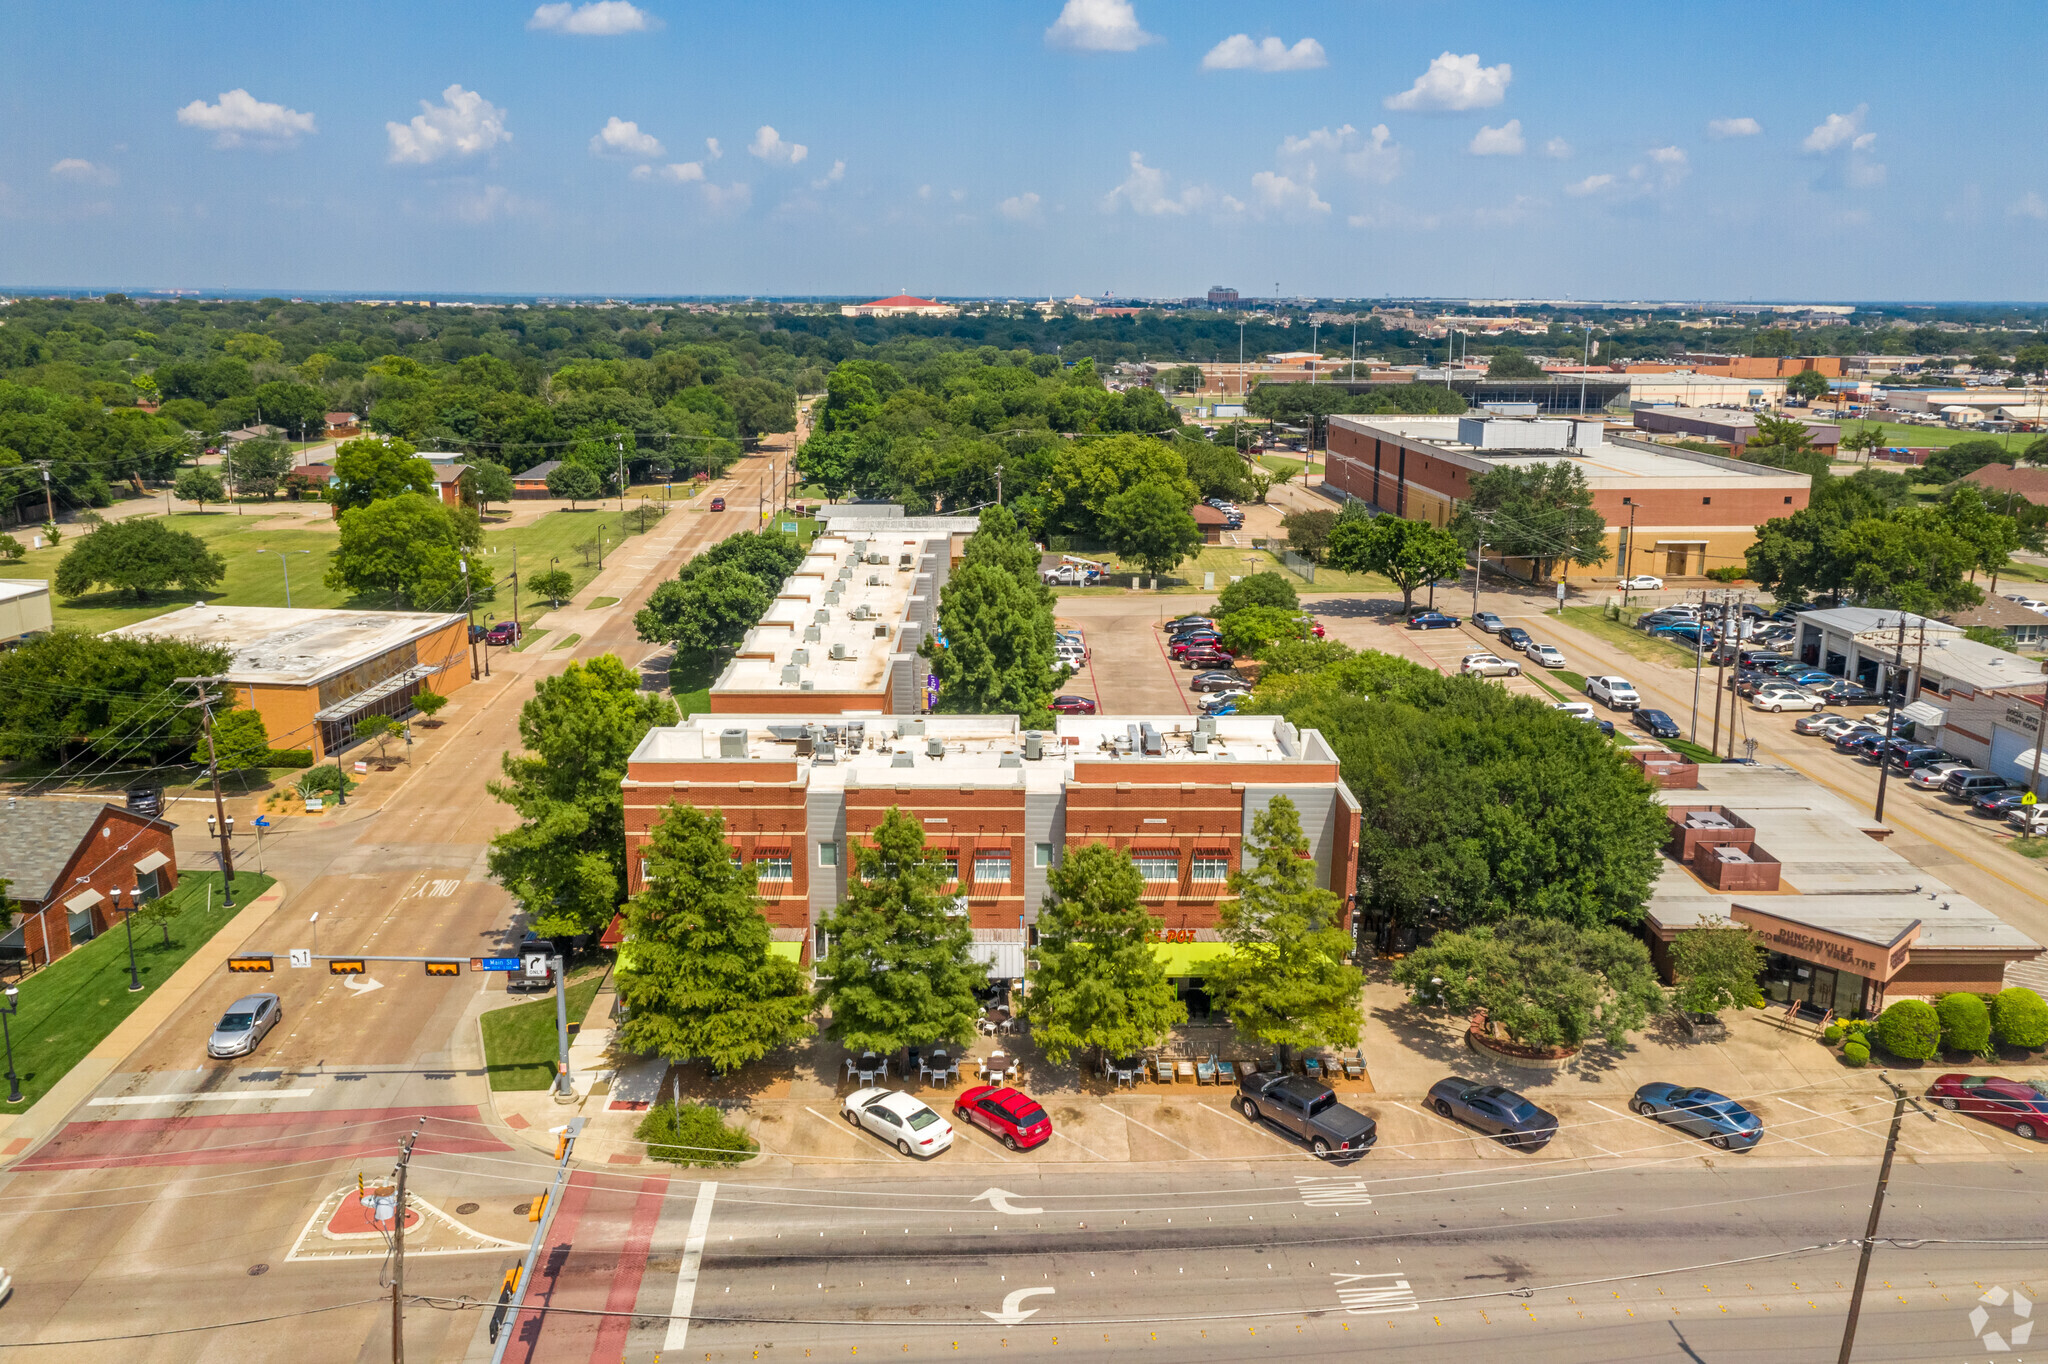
1761,951,1866,1017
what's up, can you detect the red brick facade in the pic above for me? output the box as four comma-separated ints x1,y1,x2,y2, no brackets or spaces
11,806,180,966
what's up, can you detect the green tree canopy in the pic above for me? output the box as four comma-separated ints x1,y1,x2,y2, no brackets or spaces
615,804,814,1072
1485,348,1545,379
1281,508,1338,562
812,808,987,1054
470,460,515,511
921,560,1058,727
1037,434,1198,538
1393,918,1665,1050
326,493,489,610
1924,437,2017,484
1450,462,1609,581
53,518,226,600
227,436,292,498
1101,478,1203,579
633,563,772,656
1021,843,1186,1066
487,655,678,939
0,630,228,763
204,706,271,773
331,436,433,513
1215,571,1298,615
1217,605,1308,656
528,568,573,605
172,466,225,510
1324,514,1465,614
546,460,604,508
1785,370,1833,402
1203,796,1364,1056
1668,916,1765,1017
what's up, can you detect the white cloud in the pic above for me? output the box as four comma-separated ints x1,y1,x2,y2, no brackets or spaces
1280,123,1402,183
1803,106,1867,153
999,191,1042,221
950,188,967,202
1543,136,1571,159
1565,173,1614,196
1708,116,1761,139
632,161,703,183
1045,0,1157,51
527,2,657,34
701,181,751,211
811,159,845,189
1650,145,1687,167
1848,154,1887,188
1101,151,1209,215
386,85,510,165
1384,51,1510,111
1247,169,1329,220
1468,119,1524,156
175,88,316,149
589,117,662,158
705,137,722,159
49,158,117,185
747,125,807,165
442,184,542,225
1201,34,1326,72
2012,191,2048,221
1644,144,1689,187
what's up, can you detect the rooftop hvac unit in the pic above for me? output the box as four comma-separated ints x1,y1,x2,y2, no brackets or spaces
813,742,837,764
868,574,882,586
1140,722,1163,756
1195,715,1217,735
815,608,831,624
719,728,747,758
866,552,885,565
824,588,841,605
891,751,916,768
804,624,822,642
851,604,875,621
781,664,801,686
898,553,913,568
999,753,1022,769
800,679,815,691
898,717,925,737
874,623,889,638
830,642,849,660
1126,723,1142,753
1190,731,1209,753
838,565,854,580
926,736,946,758
1023,732,1044,761
790,648,810,665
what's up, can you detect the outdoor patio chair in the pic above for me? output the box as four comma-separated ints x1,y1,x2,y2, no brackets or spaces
1339,1050,1365,1081
1302,1057,1322,1082
1195,1055,1217,1085
1216,1059,1236,1085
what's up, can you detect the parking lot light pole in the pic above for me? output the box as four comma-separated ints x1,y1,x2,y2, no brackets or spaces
117,888,143,992
2,986,20,1103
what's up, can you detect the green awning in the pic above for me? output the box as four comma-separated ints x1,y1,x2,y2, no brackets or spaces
1154,942,1233,977
617,939,803,973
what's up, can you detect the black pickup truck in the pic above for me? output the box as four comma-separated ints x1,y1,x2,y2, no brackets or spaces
1236,1072,1377,1157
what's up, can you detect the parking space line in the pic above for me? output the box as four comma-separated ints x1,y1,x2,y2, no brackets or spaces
946,1121,1016,1162
1049,1128,1118,1162
1779,1098,1931,1155
1198,1101,1309,1157
1101,1104,1210,1158
1585,1099,1725,1152
1391,1100,1478,1140
803,1105,909,1162
1921,1107,2041,1155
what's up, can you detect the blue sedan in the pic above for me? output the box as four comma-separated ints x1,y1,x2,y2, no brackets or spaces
1407,612,1461,630
1631,1083,1762,1150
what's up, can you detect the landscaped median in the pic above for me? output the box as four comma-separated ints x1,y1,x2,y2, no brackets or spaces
1,871,275,1109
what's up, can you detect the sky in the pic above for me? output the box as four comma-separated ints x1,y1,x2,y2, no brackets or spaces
4,0,2046,301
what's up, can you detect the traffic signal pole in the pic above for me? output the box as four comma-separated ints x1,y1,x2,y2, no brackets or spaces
489,1117,585,1361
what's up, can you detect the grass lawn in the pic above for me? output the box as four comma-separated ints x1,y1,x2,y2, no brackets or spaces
1847,422,2035,452
589,596,620,608
1,871,274,1108
1996,561,2048,584
511,628,551,652
550,632,582,650
1523,671,1570,703
484,507,647,630
480,967,606,1091
1559,606,1698,666
1663,736,1722,765
670,649,717,717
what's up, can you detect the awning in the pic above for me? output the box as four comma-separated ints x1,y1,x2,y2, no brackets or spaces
615,939,803,973
1899,701,1947,728
64,887,106,914
1154,942,1234,977
314,664,444,722
970,941,1026,979
133,851,170,875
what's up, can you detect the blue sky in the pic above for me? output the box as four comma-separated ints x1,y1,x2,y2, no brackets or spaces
5,0,2045,300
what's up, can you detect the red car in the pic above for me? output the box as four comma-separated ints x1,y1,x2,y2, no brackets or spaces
1168,633,1222,658
1050,695,1097,715
484,620,523,646
954,1084,1052,1151
1181,645,1236,669
1926,1074,2048,1140
709,496,726,511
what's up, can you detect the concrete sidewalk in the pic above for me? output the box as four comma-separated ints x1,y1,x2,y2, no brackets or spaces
0,879,291,1162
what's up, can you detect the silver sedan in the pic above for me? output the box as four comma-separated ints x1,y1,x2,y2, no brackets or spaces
207,993,282,1059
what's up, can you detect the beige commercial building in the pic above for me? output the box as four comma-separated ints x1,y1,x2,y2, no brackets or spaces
0,578,52,649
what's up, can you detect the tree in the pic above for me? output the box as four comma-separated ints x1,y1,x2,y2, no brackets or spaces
1450,462,1609,581
546,461,603,508
353,714,405,764
2015,343,2048,378
0,630,227,764
921,561,1058,727
205,707,271,773
331,436,435,514
1875,999,1940,1061
2025,435,2048,467
1667,917,1765,1017
487,655,679,940
1254,638,1355,676
1021,843,1186,1066
1037,434,1199,538
1924,437,2016,484
1936,992,1992,1057
528,569,573,606
958,504,1045,593
1166,365,1205,392
1393,918,1665,1050
327,493,489,610
1937,483,2023,580
412,689,449,725
1202,796,1364,1059
1217,605,1308,656
470,460,515,512
228,436,292,499
1785,370,1833,403
1992,987,2048,1049
715,375,797,440
633,564,771,656
1324,514,1465,614
614,804,814,1072
1101,479,1203,579
53,519,226,600
0,533,22,563
172,466,225,510
1280,509,1337,562
1485,348,1544,380
812,808,987,1055
1840,422,1888,464
1216,571,1298,615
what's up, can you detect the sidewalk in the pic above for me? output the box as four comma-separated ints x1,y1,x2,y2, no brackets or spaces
0,879,290,1161
527,487,723,644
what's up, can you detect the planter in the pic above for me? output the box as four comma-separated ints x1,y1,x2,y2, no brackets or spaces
1466,1023,1579,1071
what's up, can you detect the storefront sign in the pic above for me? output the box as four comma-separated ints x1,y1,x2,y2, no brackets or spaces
2005,704,2041,734
1149,928,1199,944
1731,905,1919,981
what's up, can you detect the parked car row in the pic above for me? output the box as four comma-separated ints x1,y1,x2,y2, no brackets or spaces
1795,712,2043,821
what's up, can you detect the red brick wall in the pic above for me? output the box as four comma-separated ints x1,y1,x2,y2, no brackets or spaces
846,787,1030,929
17,808,180,965
1595,483,1808,525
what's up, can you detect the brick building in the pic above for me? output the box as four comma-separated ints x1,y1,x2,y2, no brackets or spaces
621,713,1360,1007
1325,414,1811,582
0,798,179,967
1630,405,1840,459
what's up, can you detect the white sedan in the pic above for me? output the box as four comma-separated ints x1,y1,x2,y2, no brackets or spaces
1460,652,1522,678
1622,575,1665,591
1751,685,1824,713
1524,642,1568,669
843,1087,955,1157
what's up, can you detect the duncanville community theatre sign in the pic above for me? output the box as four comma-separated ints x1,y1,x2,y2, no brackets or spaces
1732,905,1920,980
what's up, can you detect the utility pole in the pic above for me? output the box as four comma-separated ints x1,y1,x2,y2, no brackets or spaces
1710,589,1732,757
1836,1072,1932,1364
389,1121,424,1364
38,464,54,525
553,949,574,1102
993,464,1004,507
1471,522,1485,619
511,544,520,635
180,678,237,909
1871,616,1909,824
1689,589,1706,742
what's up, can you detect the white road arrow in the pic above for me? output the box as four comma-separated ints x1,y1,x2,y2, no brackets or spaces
982,1287,1053,1325
342,974,383,995
971,1187,1041,1216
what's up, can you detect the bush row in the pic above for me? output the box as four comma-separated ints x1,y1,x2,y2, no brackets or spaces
1821,989,2048,1062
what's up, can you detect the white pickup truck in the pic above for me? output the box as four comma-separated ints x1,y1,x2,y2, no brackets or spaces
1586,676,1640,710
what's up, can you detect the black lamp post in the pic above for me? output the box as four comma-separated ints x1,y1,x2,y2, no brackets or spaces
117,886,143,992
2,985,21,1104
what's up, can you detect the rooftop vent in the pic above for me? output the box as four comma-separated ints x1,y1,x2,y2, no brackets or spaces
813,742,837,764
719,727,748,758
868,574,882,587
874,623,889,638
800,679,815,691
891,751,916,768
898,717,925,737
1140,722,1163,756
804,624,822,642
790,647,810,666
999,753,1022,769
899,553,913,569
815,608,831,624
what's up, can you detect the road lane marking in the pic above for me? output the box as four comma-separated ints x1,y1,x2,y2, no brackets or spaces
803,1106,906,1161
660,1180,717,1353
1101,1104,1209,1158
1779,1098,1931,1155
1391,1100,1479,1139
1331,1271,1419,1315
88,1088,316,1106
1048,1128,1117,1162
1198,1101,1309,1156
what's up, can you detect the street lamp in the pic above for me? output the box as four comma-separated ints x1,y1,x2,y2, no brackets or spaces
115,886,144,992
258,548,312,608
2,985,20,1103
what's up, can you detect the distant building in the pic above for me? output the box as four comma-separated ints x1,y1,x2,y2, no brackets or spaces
0,798,179,968
1630,405,1840,458
1206,286,1240,305
512,460,563,499
839,295,959,319
1964,464,2048,504
1787,607,2046,700
0,578,52,649
1942,595,2048,649
325,411,361,439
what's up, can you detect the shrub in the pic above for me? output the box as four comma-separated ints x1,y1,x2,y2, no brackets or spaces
635,1101,758,1167
1992,987,2048,1050
1936,992,1992,1056
1215,571,1299,616
1821,1023,1845,1044
299,763,356,796
1875,999,1941,1060
1842,1039,1870,1067
264,748,314,769
1704,566,1746,583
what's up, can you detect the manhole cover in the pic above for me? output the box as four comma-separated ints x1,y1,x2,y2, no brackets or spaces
514,1202,532,1216
456,1202,480,1215
248,1263,269,1276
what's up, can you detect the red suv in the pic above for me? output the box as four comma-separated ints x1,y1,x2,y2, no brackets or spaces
485,621,523,646
1168,633,1222,658
1050,695,1097,715
1926,1074,2048,1140
1181,645,1236,669
954,1084,1052,1151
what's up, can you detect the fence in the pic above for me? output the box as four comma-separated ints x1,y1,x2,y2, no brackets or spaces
1280,549,1317,584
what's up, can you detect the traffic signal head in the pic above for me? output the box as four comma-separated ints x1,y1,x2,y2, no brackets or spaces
328,959,367,976
424,960,461,977
227,955,274,973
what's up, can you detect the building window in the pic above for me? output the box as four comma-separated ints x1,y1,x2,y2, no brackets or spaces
1034,842,1054,868
1134,853,1179,882
974,853,1012,884
755,854,793,882
729,856,741,871
1701,497,1711,505
818,841,839,867
1784,496,1793,504
1191,855,1229,881
639,858,653,881
940,856,959,883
